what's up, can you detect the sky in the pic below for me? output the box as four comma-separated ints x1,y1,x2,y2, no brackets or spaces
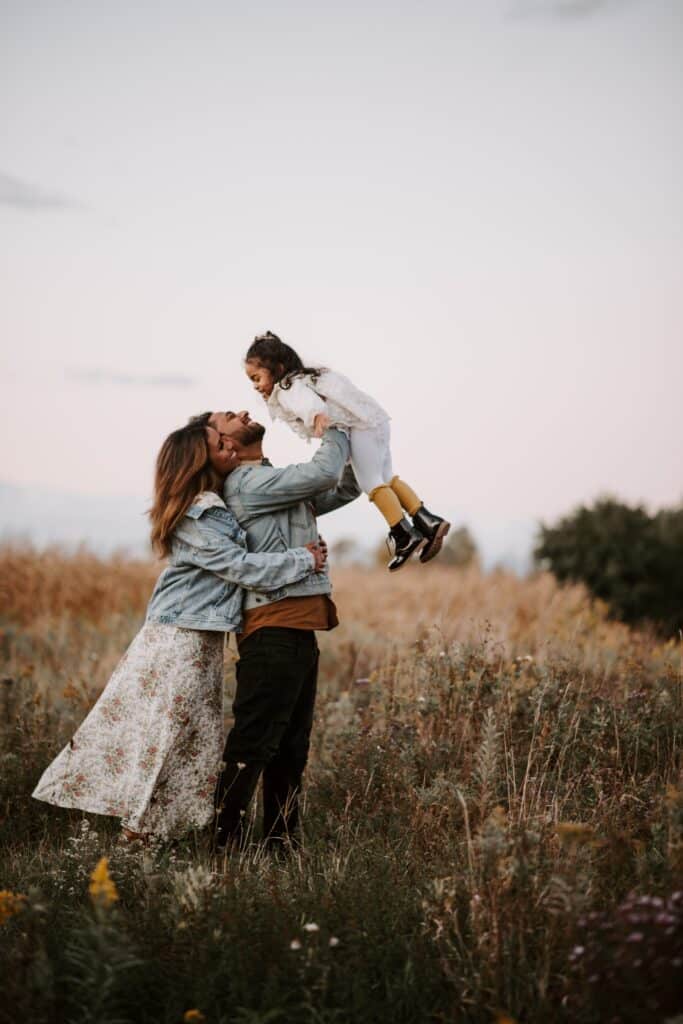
1,0,681,566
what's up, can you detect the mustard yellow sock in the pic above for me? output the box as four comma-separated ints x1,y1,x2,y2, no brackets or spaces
389,475,422,517
368,484,404,528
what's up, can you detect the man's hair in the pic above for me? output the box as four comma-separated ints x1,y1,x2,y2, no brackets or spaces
187,411,212,427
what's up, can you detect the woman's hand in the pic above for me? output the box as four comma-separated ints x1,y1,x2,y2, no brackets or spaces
305,541,328,573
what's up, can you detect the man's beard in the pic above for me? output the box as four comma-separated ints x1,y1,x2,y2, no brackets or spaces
237,421,266,446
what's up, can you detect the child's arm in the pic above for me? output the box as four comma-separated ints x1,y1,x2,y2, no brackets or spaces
277,377,328,433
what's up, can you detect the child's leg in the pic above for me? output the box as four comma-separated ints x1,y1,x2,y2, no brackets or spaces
374,428,422,516
351,424,425,570
349,426,402,527
389,476,422,517
376,425,451,564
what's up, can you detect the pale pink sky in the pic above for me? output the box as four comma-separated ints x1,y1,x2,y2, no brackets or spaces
1,0,681,559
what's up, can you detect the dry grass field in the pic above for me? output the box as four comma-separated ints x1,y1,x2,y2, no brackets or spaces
1,543,681,1024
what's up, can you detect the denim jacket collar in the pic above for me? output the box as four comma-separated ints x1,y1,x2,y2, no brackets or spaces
185,491,226,520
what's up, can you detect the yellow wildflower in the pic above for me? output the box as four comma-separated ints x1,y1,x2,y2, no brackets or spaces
88,857,118,908
0,890,27,926
183,1012,206,1023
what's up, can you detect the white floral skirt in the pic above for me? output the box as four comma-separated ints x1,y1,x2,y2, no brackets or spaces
32,622,225,838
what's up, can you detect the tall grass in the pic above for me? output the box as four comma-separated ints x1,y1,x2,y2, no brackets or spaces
1,544,681,1023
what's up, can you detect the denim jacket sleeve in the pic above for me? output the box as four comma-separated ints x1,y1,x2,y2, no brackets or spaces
226,428,351,515
186,518,315,591
310,463,362,517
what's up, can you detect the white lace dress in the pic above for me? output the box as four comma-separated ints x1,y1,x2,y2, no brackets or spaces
32,622,224,837
266,369,390,442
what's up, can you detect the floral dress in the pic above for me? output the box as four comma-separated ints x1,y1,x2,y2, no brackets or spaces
32,622,224,837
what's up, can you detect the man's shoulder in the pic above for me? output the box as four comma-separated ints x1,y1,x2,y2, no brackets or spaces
224,460,273,493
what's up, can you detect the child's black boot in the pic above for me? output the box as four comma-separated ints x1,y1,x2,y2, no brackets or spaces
387,517,424,572
412,506,451,563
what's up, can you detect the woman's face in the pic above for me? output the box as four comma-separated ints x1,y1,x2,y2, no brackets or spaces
206,427,239,477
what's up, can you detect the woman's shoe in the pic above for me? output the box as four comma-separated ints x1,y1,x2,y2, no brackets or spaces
412,506,451,563
387,517,425,571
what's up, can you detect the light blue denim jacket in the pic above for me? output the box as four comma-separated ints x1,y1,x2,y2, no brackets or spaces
145,492,315,632
224,428,360,612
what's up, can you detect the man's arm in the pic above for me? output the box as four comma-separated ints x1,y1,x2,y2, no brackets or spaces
310,463,361,517
225,428,350,516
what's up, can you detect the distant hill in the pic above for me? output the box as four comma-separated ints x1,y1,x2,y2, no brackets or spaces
0,480,536,572
0,481,151,556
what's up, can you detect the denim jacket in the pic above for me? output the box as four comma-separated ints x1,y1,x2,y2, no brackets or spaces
224,428,360,612
145,492,315,632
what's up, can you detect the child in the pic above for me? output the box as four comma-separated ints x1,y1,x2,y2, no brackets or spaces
244,331,450,571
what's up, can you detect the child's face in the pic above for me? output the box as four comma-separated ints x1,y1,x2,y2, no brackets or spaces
245,359,275,399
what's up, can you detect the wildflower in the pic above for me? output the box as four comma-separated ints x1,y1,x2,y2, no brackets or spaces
289,939,302,950
183,1012,205,1024
329,936,340,947
236,762,246,771
88,857,118,908
303,922,319,932
0,891,27,926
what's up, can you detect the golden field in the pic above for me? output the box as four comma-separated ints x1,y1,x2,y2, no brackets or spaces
0,543,681,1024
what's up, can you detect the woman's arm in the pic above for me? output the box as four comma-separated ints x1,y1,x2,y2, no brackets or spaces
181,524,317,591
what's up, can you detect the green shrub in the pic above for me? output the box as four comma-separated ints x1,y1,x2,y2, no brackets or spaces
535,497,683,636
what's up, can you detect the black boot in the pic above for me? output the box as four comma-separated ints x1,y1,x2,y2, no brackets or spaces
412,506,451,563
387,517,424,572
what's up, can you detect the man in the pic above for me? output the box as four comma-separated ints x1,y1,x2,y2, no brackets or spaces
207,409,360,851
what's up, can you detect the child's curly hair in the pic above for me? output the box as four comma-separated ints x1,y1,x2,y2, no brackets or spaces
245,331,321,390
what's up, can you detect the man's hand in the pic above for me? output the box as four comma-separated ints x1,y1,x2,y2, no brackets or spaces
305,541,328,573
312,413,331,438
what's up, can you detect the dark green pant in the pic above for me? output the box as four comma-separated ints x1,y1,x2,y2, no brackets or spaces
214,627,319,847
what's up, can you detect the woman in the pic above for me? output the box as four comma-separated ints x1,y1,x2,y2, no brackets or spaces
32,414,324,839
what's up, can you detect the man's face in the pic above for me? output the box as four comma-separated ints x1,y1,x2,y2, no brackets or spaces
208,410,266,450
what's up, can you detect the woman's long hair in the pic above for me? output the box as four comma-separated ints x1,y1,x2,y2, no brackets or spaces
245,331,322,390
149,414,221,557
